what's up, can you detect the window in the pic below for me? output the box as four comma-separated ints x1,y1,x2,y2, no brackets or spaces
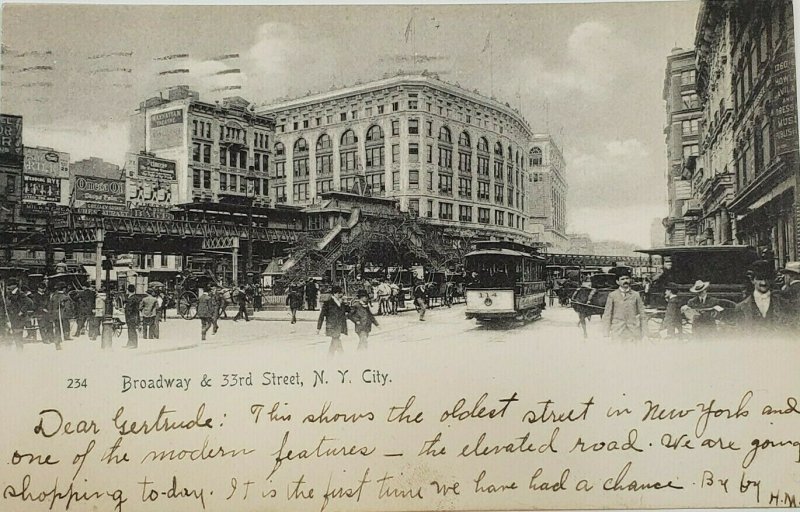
303,119,310,128
478,137,489,152
438,174,452,195
326,115,333,124
220,147,227,166
458,152,471,173
426,120,432,137
427,199,433,218
408,143,419,163
315,117,321,127
220,173,227,191
193,170,201,189
409,118,419,135
459,205,473,222
377,105,384,114
203,144,211,164
240,175,247,193
507,187,514,206
760,121,772,170
293,183,309,201
477,156,489,176
317,133,332,150
230,174,238,192
293,157,309,178
408,100,418,110
317,154,333,175
275,185,287,202
459,131,471,148
367,173,385,192
392,171,400,190
341,130,356,146
261,178,268,196
529,147,542,166
438,126,452,144
478,182,490,200
203,170,211,189
681,69,696,85
366,146,385,168
438,147,452,169
409,199,419,216
426,145,433,163
478,207,490,224
340,176,356,191
192,120,198,136
392,101,399,111
683,144,699,159
239,150,247,169
351,111,357,120
391,120,400,136
275,143,285,156
494,160,504,180
495,184,504,203
366,125,384,142
426,170,433,191
409,169,419,188
365,107,372,117
293,121,298,131
495,210,504,226
508,212,514,226
439,202,453,220
681,119,700,135
192,142,201,162
459,177,472,198
340,151,357,172
317,179,333,195
391,144,400,163
340,112,347,122
682,93,699,110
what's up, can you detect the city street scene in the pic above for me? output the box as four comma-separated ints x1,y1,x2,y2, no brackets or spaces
1,0,799,361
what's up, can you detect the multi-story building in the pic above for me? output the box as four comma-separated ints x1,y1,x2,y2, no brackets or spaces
694,1,737,245
663,48,704,246
130,85,274,207
526,134,568,250
724,0,798,267
259,74,560,242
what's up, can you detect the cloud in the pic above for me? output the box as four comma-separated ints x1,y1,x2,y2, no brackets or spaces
24,121,130,167
606,138,648,158
570,204,663,249
243,22,304,101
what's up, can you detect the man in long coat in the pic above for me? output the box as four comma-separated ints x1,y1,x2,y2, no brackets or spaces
196,288,215,341
736,260,790,336
31,283,53,345
602,270,645,341
348,289,379,350
5,279,33,350
123,284,141,349
49,282,72,345
317,285,349,356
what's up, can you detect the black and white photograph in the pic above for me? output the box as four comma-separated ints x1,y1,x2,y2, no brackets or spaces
1,1,799,511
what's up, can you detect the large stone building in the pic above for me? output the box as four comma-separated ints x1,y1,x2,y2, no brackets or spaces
526,134,568,250
129,85,274,207
663,48,704,246
259,74,564,243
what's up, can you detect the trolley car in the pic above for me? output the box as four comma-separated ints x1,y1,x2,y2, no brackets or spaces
464,241,547,322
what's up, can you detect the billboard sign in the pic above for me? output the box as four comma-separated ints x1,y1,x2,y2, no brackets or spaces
127,179,175,207
74,175,126,205
137,154,177,180
149,107,185,150
0,114,23,167
22,174,61,202
773,50,799,156
23,147,70,178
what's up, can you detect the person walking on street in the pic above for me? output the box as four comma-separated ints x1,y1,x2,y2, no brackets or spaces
197,288,215,341
349,289,378,350
376,279,391,315
5,279,33,350
602,269,645,341
49,282,72,346
123,285,141,349
286,284,304,324
389,282,400,315
233,285,251,322
413,280,428,321
31,283,53,345
71,285,96,338
305,279,319,311
139,289,160,339
317,285,349,356
209,284,220,335
660,282,683,338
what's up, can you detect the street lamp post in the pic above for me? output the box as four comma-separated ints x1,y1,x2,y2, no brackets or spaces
245,166,257,286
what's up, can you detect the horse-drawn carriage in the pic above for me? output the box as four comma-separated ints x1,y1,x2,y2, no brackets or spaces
175,272,237,320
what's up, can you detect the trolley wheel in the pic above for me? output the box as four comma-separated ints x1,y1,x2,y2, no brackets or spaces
178,291,198,320
523,309,540,322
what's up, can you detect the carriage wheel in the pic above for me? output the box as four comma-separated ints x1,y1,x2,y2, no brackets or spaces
178,291,198,320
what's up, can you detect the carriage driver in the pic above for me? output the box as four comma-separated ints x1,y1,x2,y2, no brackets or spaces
602,267,645,341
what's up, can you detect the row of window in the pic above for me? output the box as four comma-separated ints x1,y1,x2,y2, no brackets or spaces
192,169,268,195
274,129,544,167
736,118,773,191
406,199,526,229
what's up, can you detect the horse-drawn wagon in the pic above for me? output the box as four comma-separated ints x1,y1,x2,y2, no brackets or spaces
174,273,237,320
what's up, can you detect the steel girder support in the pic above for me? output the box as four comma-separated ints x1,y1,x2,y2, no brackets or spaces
202,235,240,251
47,227,99,245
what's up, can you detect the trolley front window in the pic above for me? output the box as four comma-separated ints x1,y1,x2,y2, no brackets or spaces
466,255,518,288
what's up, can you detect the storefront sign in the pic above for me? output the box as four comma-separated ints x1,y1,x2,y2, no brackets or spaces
772,49,799,156
137,154,177,180
22,174,61,202
149,107,184,150
77,203,128,216
74,175,126,205
0,114,23,167
21,202,70,217
23,147,69,178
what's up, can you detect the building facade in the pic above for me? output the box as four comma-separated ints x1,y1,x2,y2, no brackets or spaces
724,0,798,267
526,134,568,250
259,74,561,242
130,86,274,207
663,48,704,246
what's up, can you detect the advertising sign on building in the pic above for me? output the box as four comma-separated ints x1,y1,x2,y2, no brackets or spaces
149,107,185,150
0,114,23,167
136,154,177,180
674,179,692,200
22,174,61,202
23,147,70,178
772,49,798,156
74,175,126,205
127,180,176,207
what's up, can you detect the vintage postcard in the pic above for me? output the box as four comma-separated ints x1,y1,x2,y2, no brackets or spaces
1,1,800,511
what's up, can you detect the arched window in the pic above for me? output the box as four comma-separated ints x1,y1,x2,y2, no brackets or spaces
316,134,332,151
293,138,309,154
439,126,452,144
274,142,285,157
366,125,384,143
507,145,513,159
477,137,489,152
494,142,504,157
341,130,357,146
529,147,542,166
459,131,471,148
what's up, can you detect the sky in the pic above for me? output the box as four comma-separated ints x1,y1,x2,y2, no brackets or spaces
0,1,701,247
